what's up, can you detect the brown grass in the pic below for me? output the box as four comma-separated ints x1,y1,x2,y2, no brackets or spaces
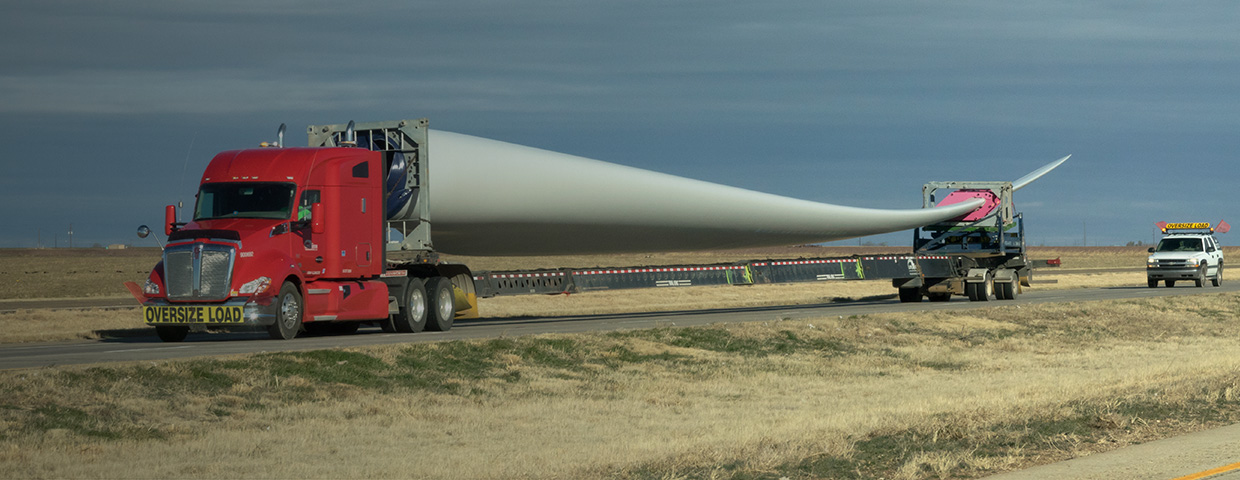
3,292,1240,479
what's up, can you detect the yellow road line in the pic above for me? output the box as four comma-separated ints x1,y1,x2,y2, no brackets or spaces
1173,461,1240,480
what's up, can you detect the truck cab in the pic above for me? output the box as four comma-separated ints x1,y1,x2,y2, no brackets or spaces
1147,222,1225,288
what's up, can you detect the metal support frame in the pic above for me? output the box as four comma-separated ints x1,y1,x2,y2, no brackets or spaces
914,180,1023,256
307,119,433,253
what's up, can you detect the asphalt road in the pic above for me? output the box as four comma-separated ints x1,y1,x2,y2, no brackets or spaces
2,280,1236,371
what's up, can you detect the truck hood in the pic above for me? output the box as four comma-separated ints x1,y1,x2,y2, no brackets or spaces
177,218,293,246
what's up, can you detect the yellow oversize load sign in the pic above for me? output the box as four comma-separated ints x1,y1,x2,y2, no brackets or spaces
144,305,244,324
1166,222,1211,230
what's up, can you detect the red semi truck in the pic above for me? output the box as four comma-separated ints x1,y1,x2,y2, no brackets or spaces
127,120,476,342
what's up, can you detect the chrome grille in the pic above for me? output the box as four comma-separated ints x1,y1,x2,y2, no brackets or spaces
164,243,236,301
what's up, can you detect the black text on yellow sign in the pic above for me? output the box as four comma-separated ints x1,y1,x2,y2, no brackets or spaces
144,305,244,324
1166,222,1211,230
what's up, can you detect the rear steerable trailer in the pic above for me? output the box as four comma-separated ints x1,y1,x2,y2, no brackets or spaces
892,180,1032,303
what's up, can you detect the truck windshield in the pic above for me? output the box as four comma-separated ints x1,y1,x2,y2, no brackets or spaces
194,183,296,220
1155,237,1203,252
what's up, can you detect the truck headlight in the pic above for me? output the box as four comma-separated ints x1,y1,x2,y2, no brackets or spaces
239,276,271,295
143,279,160,295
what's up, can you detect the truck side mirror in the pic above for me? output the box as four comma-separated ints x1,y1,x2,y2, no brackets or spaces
1147,247,1155,253
311,202,325,234
165,205,178,236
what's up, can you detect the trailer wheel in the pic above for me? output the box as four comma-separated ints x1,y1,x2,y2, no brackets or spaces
928,293,951,302
425,277,455,332
1195,265,1207,288
268,282,302,340
898,287,922,303
1148,279,1158,288
967,272,993,302
155,326,189,343
394,279,428,333
997,278,1017,300
1213,263,1223,287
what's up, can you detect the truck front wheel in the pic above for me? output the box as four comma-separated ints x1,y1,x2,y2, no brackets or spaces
268,282,303,340
426,277,455,332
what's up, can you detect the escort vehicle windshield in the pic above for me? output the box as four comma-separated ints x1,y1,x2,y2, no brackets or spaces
194,183,296,221
1154,237,1203,253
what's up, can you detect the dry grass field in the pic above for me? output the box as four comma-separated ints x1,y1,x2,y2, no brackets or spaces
3,292,1240,479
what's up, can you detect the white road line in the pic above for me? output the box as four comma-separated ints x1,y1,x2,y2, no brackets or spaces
104,346,193,354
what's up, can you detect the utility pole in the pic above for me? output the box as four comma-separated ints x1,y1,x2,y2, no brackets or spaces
68,223,74,249
1082,222,1087,247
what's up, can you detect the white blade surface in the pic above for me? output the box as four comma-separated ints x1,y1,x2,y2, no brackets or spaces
422,131,983,255
1012,155,1071,191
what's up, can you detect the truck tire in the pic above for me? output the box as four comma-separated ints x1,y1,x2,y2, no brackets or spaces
898,287,922,303
425,277,455,332
155,325,189,343
997,278,1017,300
1148,279,1158,288
268,282,302,340
1196,265,1207,288
967,272,993,302
394,279,428,333
1213,263,1223,287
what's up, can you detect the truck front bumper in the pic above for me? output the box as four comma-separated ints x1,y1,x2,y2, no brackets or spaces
139,296,279,329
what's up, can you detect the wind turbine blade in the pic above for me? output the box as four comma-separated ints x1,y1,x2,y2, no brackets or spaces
1012,155,1071,191
418,131,986,255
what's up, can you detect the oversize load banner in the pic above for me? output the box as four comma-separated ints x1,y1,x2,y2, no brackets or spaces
144,305,243,324
1165,222,1211,230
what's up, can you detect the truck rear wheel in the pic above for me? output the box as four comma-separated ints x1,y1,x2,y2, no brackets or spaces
393,279,428,333
898,287,922,303
268,282,303,340
155,325,189,342
425,277,455,332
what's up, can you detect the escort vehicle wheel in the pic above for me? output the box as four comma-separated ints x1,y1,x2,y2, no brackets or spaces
1213,263,1223,287
268,282,302,340
395,279,428,333
1148,279,1158,288
425,277,455,332
898,287,922,303
1167,280,1176,287
1196,265,1207,288
155,326,189,343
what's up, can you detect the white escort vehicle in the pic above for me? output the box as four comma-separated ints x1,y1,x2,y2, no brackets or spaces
1147,222,1228,288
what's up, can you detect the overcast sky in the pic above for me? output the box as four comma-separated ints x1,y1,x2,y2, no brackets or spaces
3,1,1238,248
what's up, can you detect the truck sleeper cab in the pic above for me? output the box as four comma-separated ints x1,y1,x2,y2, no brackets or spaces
129,146,473,342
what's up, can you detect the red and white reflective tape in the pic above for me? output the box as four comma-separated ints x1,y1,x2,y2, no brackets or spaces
766,259,854,266
486,272,568,279
574,265,745,276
